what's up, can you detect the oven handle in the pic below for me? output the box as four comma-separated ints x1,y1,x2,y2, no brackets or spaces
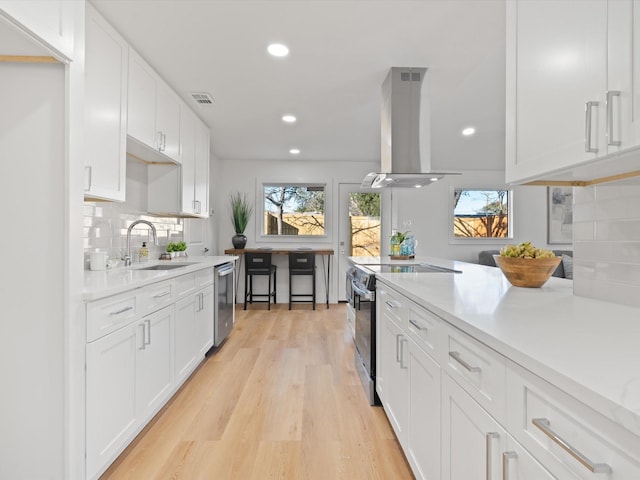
351,281,375,301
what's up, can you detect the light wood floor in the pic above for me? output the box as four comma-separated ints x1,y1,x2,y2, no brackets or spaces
102,303,414,479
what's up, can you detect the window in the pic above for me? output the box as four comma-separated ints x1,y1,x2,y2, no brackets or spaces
262,183,326,236
452,188,512,240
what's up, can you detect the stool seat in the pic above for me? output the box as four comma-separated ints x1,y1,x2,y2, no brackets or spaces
244,252,277,310
288,251,316,310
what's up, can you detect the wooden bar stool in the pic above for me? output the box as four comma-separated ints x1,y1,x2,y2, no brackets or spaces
288,251,316,310
244,252,277,310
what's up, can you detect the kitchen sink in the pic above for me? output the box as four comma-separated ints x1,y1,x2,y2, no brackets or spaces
137,263,196,271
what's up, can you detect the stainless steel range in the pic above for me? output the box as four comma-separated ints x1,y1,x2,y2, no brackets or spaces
346,262,461,406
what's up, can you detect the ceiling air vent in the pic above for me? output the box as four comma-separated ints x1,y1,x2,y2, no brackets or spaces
400,72,421,82
190,92,214,106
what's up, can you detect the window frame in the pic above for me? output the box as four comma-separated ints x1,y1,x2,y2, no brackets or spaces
256,178,331,243
448,186,514,244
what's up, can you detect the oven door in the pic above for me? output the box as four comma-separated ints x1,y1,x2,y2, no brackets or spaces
352,281,375,376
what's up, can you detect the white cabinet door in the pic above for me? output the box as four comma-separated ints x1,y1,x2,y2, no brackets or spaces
174,294,198,384
382,313,409,448
127,49,157,150
180,107,196,215
86,323,138,480
407,338,440,480
441,373,507,480
0,0,74,60
194,117,210,217
136,306,174,422
84,4,128,202
506,0,608,183
155,83,181,162
503,435,559,480
195,285,214,357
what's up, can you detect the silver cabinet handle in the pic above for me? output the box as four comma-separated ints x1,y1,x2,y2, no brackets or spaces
153,291,171,298
145,319,151,345
385,300,401,308
138,323,146,350
84,165,92,192
409,318,428,331
606,90,621,146
395,333,402,362
109,306,133,316
584,101,599,153
399,338,408,369
156,131,163,151
531,418,612,474
449,351,481,373
162,132,167,152
502,452,517,480
486,432,499,480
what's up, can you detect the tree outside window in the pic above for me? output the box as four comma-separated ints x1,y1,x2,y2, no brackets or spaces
453,189,511,238
263,184,326,236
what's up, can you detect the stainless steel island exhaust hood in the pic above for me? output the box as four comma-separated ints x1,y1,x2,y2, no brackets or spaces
362,67,458,188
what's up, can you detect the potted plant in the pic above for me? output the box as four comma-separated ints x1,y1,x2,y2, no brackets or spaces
166,242,177,258
230,192,253,249
176,241,187,257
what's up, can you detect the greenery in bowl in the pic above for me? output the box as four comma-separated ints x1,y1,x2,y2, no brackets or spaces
230,192,253,234
499,241,554,259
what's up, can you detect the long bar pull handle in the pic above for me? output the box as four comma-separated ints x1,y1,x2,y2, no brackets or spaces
486,432,499,480
156,131,163,151
606,90,621,146
84,166,92,192
409,318,428,331
109,306,133,316
531,418,612,474
395,334,402,362
502,452,517,480
139,323,146,350
385,300,401,308
399,338,408,369
145,319,151,345
585,101,599,153
449,351,482,373
153,291,171,299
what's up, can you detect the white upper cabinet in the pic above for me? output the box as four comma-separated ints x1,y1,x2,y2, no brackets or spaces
506,0,640,185
148,105,210,218
84,4,128,202
0,0,75,61
127,48,181,164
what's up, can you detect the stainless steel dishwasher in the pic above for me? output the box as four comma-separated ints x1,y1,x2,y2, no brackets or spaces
214,262,235,347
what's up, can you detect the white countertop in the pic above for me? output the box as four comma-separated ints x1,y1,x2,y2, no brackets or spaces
350,256,640,438
83,256,236,301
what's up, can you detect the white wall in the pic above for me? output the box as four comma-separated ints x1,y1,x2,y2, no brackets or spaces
391,169,555,263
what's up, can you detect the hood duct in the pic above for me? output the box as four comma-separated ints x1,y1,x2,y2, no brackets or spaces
362,67,458,188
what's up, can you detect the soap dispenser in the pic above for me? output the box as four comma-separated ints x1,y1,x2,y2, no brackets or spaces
139,242,149,262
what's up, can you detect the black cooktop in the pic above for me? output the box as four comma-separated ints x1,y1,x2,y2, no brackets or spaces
364,263,461,274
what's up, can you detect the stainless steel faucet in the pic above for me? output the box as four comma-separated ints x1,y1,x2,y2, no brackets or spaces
124,220,158,266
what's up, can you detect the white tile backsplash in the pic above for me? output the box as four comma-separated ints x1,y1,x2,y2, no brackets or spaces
574,185,640,308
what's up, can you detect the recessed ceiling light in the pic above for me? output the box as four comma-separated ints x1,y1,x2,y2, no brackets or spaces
268,43,289,57
430,177,440,182
462,127,476,136
415,184,423,188
289,148,301,155
282,115,297,123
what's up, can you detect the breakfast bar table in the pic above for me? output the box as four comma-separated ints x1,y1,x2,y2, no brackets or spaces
224,248,334,308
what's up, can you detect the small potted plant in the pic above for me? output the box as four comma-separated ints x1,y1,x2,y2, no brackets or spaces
230,192,253,249
166,242,177,258
176,241,187,257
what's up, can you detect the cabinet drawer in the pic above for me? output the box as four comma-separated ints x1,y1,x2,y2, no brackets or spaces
377,284,407,329
506,361,640,480
87,290,141,342
195,268,213,289
174,272,197,299
406,301,443,363
443,324,506,422
141,279,174,316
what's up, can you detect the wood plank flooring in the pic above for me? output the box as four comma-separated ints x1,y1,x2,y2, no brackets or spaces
102,304,414,479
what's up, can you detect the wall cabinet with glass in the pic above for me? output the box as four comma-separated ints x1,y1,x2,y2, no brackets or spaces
84,4,128,202
506,0,640,185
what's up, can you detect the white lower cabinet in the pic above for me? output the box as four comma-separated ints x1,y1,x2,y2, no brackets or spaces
136,306,174,421
407,337,440,480
375,282,635,480
86,321,138,480
86,269,215,479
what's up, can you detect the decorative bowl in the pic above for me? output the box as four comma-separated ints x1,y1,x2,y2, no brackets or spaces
493,255,561,288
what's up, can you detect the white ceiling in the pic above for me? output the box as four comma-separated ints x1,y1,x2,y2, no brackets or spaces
92,0,506,170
